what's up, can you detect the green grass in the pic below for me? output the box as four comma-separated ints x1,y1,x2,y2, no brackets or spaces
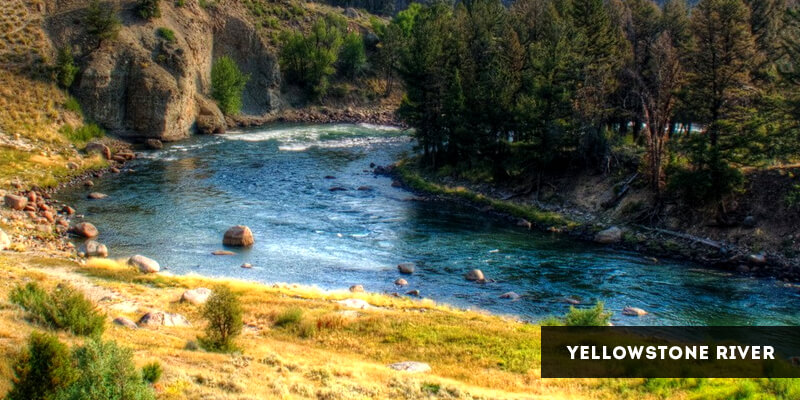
395,160,573,228
273,307,304,327
63,97,82,116
60,123,104,146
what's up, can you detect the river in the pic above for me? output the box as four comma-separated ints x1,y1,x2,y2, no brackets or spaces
58,124,800,326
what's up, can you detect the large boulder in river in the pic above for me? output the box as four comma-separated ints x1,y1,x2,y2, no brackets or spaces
4,194,27,210
223,226,254,247
128,255,160,273
397,262,415,274
81,240,108,258
181,288,212,305
70,222,99,238
594,226,623,244
0,229,10,250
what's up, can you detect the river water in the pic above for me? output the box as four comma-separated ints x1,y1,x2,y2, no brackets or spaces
58,124,800,326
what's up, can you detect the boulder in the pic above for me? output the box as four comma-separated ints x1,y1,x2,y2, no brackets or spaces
0,229,10,250
113,317,139,329
397,262,415,275
40,211,55,223
349,285,364,293
195,95,226,134
594,226,623,244
82,240,108,257
241,263,253,269
406,289,420,296
223,225,254,247
70,222,99,238
394,278,408,286
128,255,160,273
145,139,163,149
500,291,521,300
4,194,28,210
61,205,75,215
357,186,372,191
748,254,767,265
622,306,648,316
344,7,360,18
465,269,485,282
181,288,212,305
212,250,236,255
85,142,112,160
516,219,532,229
87,192,108,200
388,361,431,373
137,311,191,327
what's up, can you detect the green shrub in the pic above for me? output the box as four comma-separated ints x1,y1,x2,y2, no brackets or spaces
9,282,106,337
338,32,367,78
156,27,175,42
175,0,185,6
64,97,82,115
86,0,121,43
60,123,105,145
141,362,162,383
211,56,249,115
564,302,612,326
274,307,303,327
55,47,79,88
279,17,343,97
199,285,243,352
6,332,78,400
137,0,161,19
59,339,155,400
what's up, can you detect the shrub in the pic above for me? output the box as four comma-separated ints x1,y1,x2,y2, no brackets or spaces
60,339,155,400
137,0,161,19
64,97,83,115
141,362,162,383
156,27,175,42
86,0,121,43
60,123,105,145
338,32,367,78
199,285,243,352
274,307,303,327
211,56,249,115
9,282,106,337
279,17,343,97
564,302,612,326
6,332,78,400
55,47,79,88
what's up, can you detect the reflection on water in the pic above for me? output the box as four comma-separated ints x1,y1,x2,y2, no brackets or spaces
58,124,800,326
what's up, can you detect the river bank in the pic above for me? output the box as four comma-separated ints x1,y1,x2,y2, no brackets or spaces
386,160,800,283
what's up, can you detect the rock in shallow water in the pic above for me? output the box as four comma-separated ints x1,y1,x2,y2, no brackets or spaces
82,240,108,257
622,306,648,316
223,225,254,247
465,269,485,282
70,222,99,238
397,262,415,274
594,226,623,244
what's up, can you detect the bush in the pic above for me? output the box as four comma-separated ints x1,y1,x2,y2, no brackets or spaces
137,0,161,19
279,18,343,97
60,123,105,145
564,302,612,326
9,282,106,337
274,307,303,327
211,56,249,115
6,332,78,400
64,97,83,115
338,32,367,78
141,362,162,383
156,27,175,42
86,0,121,43
55,47,79,88
199,285,243,352
60,339,155,400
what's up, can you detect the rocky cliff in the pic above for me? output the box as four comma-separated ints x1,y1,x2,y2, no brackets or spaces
43,0,280,142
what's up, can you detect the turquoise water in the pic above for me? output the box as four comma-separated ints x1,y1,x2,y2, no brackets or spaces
58,124,800,326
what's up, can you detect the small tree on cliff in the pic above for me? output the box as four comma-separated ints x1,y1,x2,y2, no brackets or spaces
211,56,249,115
137,0,161,20
86,0,121,45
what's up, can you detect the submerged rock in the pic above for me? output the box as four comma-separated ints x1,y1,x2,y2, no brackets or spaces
500,292,521,300
622,306,648,316
128,254,160,273
349,285,364,293
394,278,408,286
241,263,253,269
595,226,623,244
397,262,415,274
406,289,420,296
388,361,431,373
223,225,254,247
212,250,236,255
181,288,212,305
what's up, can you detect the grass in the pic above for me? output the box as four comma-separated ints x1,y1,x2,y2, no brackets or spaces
156,27,175,43
395,160,574,229
9,282,106,337
59,123,105,146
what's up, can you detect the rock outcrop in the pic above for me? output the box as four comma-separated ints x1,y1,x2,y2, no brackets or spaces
44,1,280,142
